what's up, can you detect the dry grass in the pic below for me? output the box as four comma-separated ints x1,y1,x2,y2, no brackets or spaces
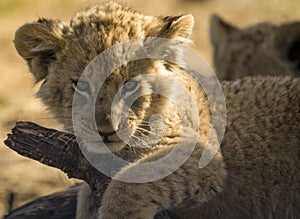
0,0,299,217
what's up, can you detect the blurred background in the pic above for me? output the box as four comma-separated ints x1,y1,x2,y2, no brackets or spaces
0,0,300,217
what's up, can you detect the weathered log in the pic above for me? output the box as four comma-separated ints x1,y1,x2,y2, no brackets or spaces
5,122,104,181
3,185,80,219
3,122,172,219
4,122,110,215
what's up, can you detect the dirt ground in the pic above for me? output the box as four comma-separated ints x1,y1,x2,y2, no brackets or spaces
0,0,300,217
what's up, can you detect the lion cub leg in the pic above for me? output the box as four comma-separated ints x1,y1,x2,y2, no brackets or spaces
99,141,226,219
76,182,97,219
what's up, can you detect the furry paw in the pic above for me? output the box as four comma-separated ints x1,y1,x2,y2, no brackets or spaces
98,180,159,219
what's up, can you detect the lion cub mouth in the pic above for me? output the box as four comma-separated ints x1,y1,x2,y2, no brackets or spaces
98,130,122,144
102,137,115,143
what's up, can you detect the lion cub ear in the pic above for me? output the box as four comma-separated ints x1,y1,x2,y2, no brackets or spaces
159,14,194,41
210,14,238,46
14,19,67,82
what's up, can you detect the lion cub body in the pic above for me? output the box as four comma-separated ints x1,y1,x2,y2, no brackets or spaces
14,2,299,219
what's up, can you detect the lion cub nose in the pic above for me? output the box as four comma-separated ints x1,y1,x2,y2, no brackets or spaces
96,112,116,136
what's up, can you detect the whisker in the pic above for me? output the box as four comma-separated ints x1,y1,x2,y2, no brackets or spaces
130,135,150,148
136,127,155,135
139,120,151,125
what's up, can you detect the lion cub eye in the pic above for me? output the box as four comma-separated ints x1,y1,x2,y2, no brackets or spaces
72,80,91,94
123,80,139,94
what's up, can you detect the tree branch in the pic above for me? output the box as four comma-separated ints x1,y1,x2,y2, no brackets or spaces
3,121,172,219
4,122,110,208
3,185,79,219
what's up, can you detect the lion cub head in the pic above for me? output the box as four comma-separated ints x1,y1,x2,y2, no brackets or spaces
210,15,300,80
14,2,196,152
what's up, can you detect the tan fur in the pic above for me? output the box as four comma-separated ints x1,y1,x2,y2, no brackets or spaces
210,15,300,80
14,3,299,219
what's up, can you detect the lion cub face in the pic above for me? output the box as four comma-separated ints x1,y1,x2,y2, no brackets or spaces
14,3,194,152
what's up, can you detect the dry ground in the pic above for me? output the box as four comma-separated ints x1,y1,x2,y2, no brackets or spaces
0,0,300,217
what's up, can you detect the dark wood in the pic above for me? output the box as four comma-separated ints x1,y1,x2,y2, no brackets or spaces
5,122,101,181
3,185,80,219
4,122,110,211
3,122,171,219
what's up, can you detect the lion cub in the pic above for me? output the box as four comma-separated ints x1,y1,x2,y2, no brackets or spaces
210,15,300,80
14,2,299,219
